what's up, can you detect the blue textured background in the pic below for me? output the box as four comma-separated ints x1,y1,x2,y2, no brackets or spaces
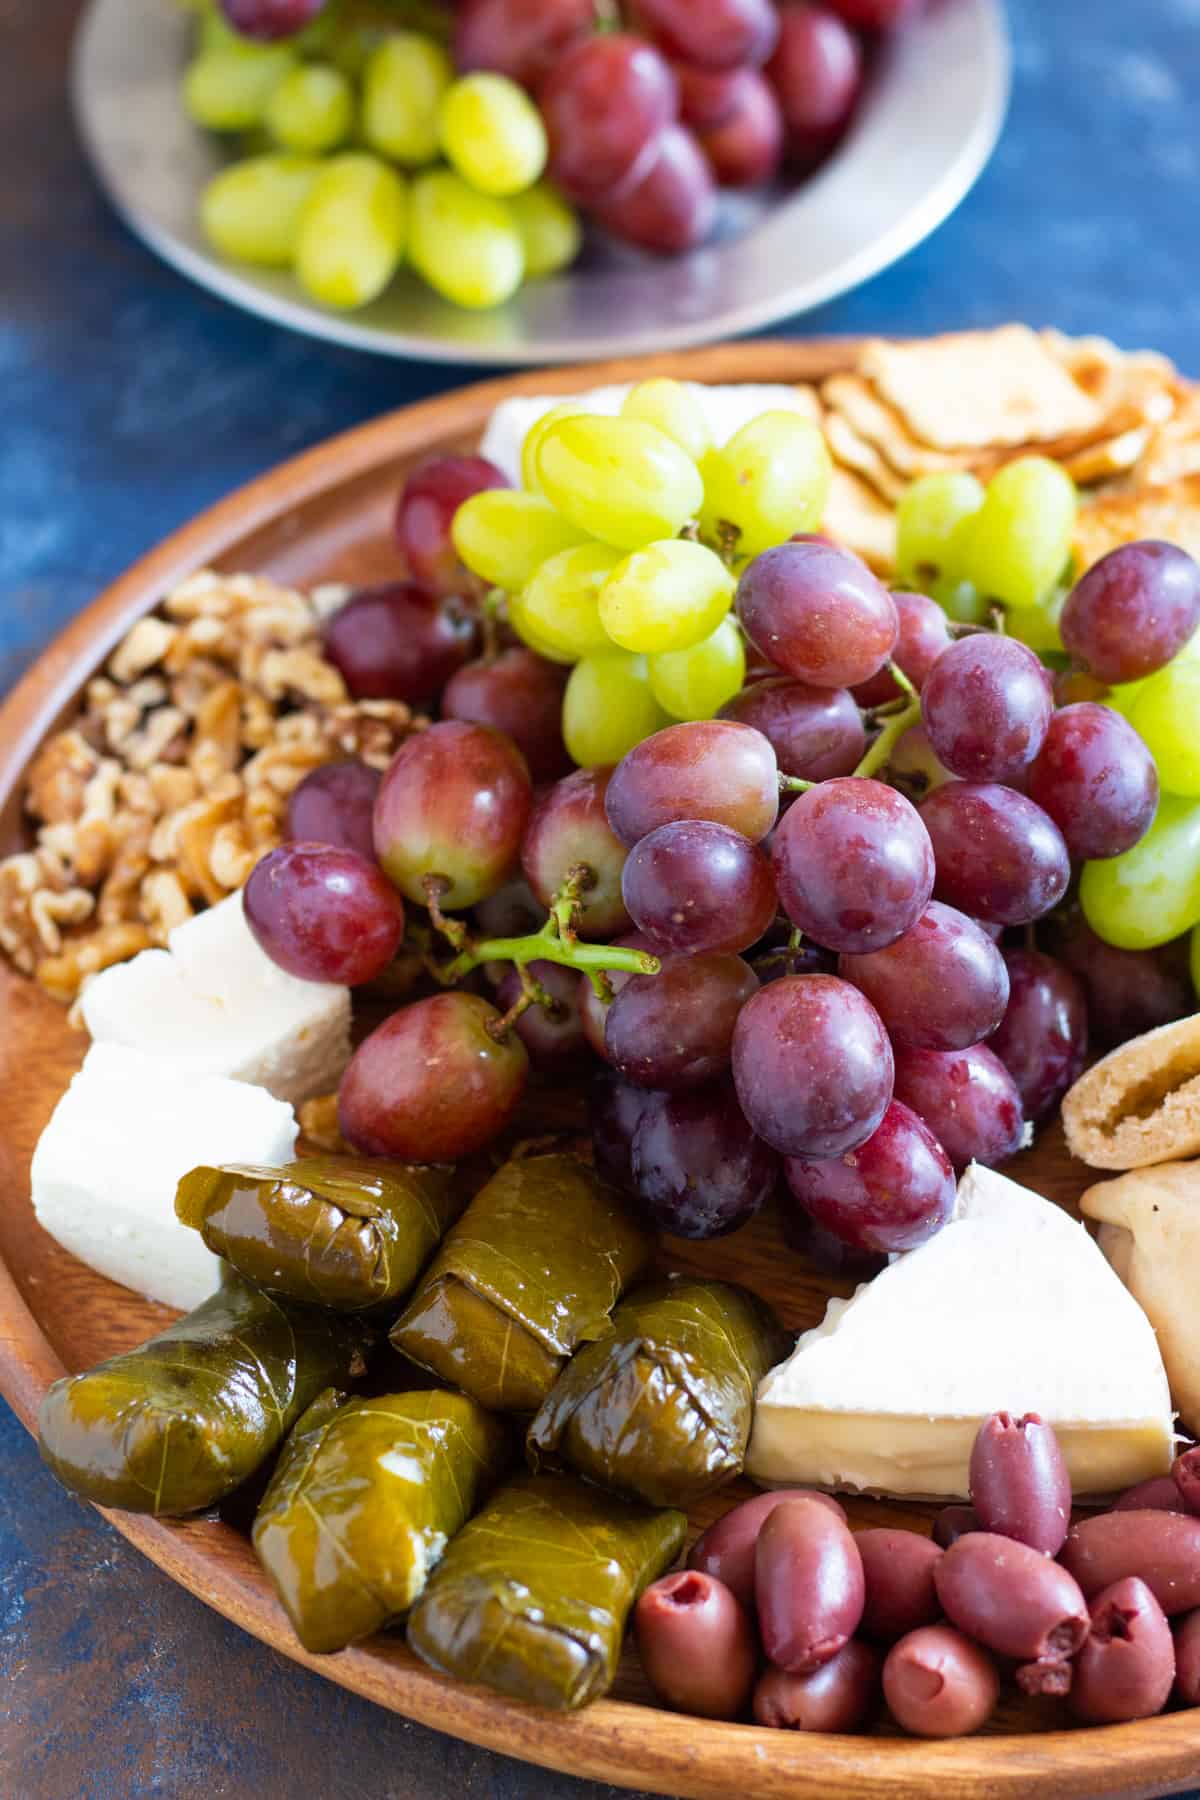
4,1,1200,1793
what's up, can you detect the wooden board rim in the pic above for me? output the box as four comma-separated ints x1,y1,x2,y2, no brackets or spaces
2,337,1198,1800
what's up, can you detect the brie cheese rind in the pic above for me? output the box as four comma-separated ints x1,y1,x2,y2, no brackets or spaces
81,891,351,1107
479,383,821,485
747,1165,1174,1501
31,1043,298,1311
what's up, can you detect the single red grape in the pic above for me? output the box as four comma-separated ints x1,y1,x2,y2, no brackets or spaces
1047,914,1193,1049
674,61,751,127
989,949,1088,1123
605,720,779,848
921,635,1054,783
720,677,865,781
772,777,935,953
919,783,1070,925
522,766,630,939
454,0,593,88
243,842,404,986
839,901,1010,1051
286,759,381,861
592,125,718,254
622,819,778,954
696,70,784,185
736,541,899,689
732,974,894,1158
442,647,570,783
590,1068,666,1190
631,1080,778,1239
892,1042,1025,1172
824,0,920,28
323,583,477,703
540,34,679,201
219,0,323,40
1060,540,1200,684
766,2,863,166
784,1100,956,1255
1026,702,1158,861
395,454,509,597
605,952,759,1090
495,958,587,1063
633,0,779,70
578,931,658,1059
851,591,953,708
339,992,528,1161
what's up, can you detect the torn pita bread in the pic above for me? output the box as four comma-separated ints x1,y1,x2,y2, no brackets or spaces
1074,474,1200,570
1062,1012,1200,1169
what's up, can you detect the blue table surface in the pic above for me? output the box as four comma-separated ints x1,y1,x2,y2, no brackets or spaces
5,1,1200,1793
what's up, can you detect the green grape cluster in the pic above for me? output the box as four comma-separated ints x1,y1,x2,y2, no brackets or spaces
186,4,580,312
452,381,832,763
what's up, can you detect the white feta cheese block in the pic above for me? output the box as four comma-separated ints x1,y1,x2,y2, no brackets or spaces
747,1164,1175,1501
479,383,819,485
31,1043,298,1311
81,891,351,1106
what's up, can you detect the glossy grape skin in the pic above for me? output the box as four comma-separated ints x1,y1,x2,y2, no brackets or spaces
286,759,381,861
408,170,524,311
265,62,353,151
894,472,985,593
958,457,1077,614
622,820,778,954
539,34,679,201
373,721,532,910
732,975,894,1158
451,490,590,594
536,416,704,552
1047,915,1192,1049
598,540,735,655
606,720,779,848
184,42,297,132
592,125,718,254
439,72,547,197
631,1081,778,1239
1130,661,1200,796
201,153,321,266
562,652,671,767
293,154,407,310
243,842,404,985
736,541,899,689
852,592,953,709
1060,541,1200,684
219,0,322,42
674,60,747,127
703,415,831,561
442,648,570,782
920,783,1071,926
649,618,746,721
511,543,622,664
589,1069,664,1189
773,778,935,954
605,953,758,1090
578,932,658,1061
784,1100,956,1255
720,676,865,781
892,1043,1024,1173
339,992,528,1161
1079,793,1200,951
509,183,582,278
696,70,784,185
634,0,779,69
765,1,862,165
839,902,1010,1052
323,583,477,702
495,958,587,1063
989,949,1088,1123
360,34,451,165
521,767,630,939
1026,702,1158,860
921,636,1054,783
395,455,509,598
453,0,593,89
621,379,713,463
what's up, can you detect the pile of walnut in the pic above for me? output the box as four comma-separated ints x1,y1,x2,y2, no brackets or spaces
0,571,422,1001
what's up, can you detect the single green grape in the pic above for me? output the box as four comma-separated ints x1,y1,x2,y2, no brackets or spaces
201,152,322,267
648,616,746,720
520,403,589,495
598,539,735,655
562,652,670,767
1191,922,1200,1000
1003,586,1066,654
621,379,713,464
264,63,354,153
700,412,831,559
293,154,407,310
183,43,296,132
536,416,704,550
1080,793,1200,950
409,170,524,310
451,491,590,592
439,72,547,197
508,184,581,279
958,457,1077,611
1131,661,1200,795
361,32,452,166
930,574,990,625
895,471,985,590
510,543,622,663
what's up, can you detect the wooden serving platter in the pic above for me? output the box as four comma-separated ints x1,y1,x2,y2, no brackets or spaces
1,340,1196,1800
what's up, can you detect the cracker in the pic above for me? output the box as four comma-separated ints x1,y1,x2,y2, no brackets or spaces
1134,386,1200,487
822,411,909,504
822,374,970,477
1074,474,1200,570
1062,1012,1200,1169
1060,425,1152,485
859,325,1103,450
821,466,896,573
789,383,824,423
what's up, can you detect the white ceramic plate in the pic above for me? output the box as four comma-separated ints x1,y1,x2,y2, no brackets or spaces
71,0,1009,366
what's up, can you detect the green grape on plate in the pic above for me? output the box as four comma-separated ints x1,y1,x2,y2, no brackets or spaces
535,416,704,551
409,170,524,310
183,41,296,132
361,32,452,166
520,403,590,495
1131,660,1200,796
202,153,321,267
439,72,547,198
598,540,735,655
508,185,580,280
621,379,713,464
1191,922,1200,1001
265,62,354,153
510,543,622,664
648,615,746,720
452,490,590,593
958,456,1077,611
700,411,831,559
1080,792,1200,951
562,652,670,767
293,154,407,310
895,470,985,590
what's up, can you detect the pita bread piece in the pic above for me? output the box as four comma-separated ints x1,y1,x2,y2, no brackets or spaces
1062,1012,1200,1170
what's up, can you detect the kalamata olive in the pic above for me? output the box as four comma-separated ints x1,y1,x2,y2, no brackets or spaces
634,1570,757,1719
934,1532,1089,1661
882,1625,1000,1738
933,1505,980,1549
968,1411,1071,1555
1113,1476,1189,1514
855,1529,943,1643
1173,1606,1200,1705
753,1640,881,1732
688,1489,847,1612
1172,1445,1200,1515
1061,1510,1200,1616
1069,1577,1175,1723
1015,1658,1072,1697
756,1498,865,1673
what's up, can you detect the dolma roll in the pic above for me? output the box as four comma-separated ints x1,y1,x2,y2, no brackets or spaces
527,1277,787,1508
38,1276,370,1516
175,1156,462,1311
253,1388,510,1653
407,1471,686,1710
391,1153,653,1412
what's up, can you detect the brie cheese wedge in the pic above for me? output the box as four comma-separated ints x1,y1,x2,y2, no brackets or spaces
31,1043,298,1311
479,382,820,486
81,890,351,1106
747,1165,1175,1500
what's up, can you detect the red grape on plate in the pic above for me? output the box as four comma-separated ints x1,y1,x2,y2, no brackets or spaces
784,1099,956,1255
218,0,322,41
592,124,718,254
839,900,1010,1052
605,719,779,848
732,974,894,1158
919,783,1070,926
286,759,380,862
442,648,570,783
495,958,587,1063
1047,914,1193,1049
631,1079,778,1239
988,949,1088,1123
921,635,1054,784
590,1068,665,1191
605,952,758,1090
772,777,935,954
633,0,779,71
578,930,658,1060
720,677,866,781
851,591,953,709
1060,540,1200,684
695,70,784,186
765,2,863,166
736,540,899,689
324,583,477,704
395,455,509,597
1026,702,1158,861
892,1042,1025,1172
244,842,405,986
454,0,594,88
622,819,778,954
522,766,630,939
824,0,921,29
540,34,679,201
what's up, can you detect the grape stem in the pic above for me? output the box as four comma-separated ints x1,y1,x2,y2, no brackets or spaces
853,663,921,780
779,774,816,794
